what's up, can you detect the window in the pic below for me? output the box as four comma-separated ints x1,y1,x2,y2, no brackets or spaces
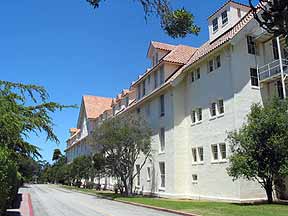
219,143,227,160
210,102,217,117
191,71,195,82
145,103,150,116
191,110,196,123
212,18,218,32
196,68,201,80
198,147,204,162
277,80,284,99
192,174,198,183
125,97,129,107
136,165,140,186
237,8,241,18
247,36,256,55
160,95,165,117
160,128,165,152
197,108,202,121
250,68,259,87
159,162,165,188
137,108,141,114
218,99,224,114
154,71,158,89
192,148,197,163
147,167,151,181
160,66,165,85
272,39,279,60
215,55,221,69
208,60,214,72
155,52,159,64
142,80,146,97
137,85,141,100
221,10,228,25
211,144,219,161
148,74,151,85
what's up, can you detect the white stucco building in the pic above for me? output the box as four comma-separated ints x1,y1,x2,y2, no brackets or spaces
66,1,288,202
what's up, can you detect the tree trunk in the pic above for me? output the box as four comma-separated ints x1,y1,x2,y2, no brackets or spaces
265,179,274,204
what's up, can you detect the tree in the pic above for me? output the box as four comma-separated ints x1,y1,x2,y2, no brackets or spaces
86,0,200,38
52,149,63,161
227,97,288,203
0,80,74,158
90,114,152,196
249,0,288,37
70,156,94,183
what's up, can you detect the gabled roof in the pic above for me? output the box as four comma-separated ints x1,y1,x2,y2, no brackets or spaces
208,0,250,19
187,9,254,67
163,45,198,64
82,95,112,119
133,43,197,87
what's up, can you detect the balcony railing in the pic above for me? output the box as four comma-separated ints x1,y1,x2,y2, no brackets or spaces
258,59,288,82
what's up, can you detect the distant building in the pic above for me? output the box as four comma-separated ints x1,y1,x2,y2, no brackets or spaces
66,1,288,201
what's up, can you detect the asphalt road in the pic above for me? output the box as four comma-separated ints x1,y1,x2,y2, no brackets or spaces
21,184,180,216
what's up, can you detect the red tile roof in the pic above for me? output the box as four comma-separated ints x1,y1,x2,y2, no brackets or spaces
163,45,198,64
151,41,176,51
83,95,112,119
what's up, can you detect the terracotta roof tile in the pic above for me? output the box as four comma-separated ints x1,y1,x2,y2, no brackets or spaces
151,41,176,51
83,95,112,119
163,45,198,64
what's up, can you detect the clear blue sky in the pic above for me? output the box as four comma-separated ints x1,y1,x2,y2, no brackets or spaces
0,0,248,162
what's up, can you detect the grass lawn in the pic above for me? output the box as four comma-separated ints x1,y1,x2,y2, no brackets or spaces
59,185,288,216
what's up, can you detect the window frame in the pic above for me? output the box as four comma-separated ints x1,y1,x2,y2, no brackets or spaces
247,36,257,55
215,55,221,69
159,128,165,153
154,71,159,89
196,68,201,80
136,164,141,186
250,68,259,87
192,174,198,183
221,10,228,26
147,167,151,182
208,59,214,73
210,102,217,117
192,148,197,163
218,99,224,115
160,95,165,117
219,143,227,160
212,18,218,32
198,147,204,162
160,66,165,85
211,144,219,161
159,162,165,189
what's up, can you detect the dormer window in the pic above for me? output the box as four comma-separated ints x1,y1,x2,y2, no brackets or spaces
237,8,241,18
142,80,146,97
212,18,218,32
125,97,129,107
221,10,228,26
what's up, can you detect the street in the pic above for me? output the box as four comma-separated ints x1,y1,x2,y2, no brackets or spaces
21,184,179,216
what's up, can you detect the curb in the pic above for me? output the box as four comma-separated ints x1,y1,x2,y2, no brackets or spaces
59,186,198,216
27,193,34,216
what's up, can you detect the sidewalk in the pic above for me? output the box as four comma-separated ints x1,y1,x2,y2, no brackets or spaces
6,193,34,216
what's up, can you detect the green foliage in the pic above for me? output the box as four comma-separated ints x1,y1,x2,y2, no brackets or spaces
250,0,288,37
86,0,200,38
52,148,63,161
227,97,288,203
0,147,20,214
70,156,93,182
162,8,200,39
90,114,152,195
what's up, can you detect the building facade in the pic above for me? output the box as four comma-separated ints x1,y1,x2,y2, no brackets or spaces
66,1,288,202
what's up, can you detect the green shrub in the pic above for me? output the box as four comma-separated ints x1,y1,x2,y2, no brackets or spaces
0,147,19,214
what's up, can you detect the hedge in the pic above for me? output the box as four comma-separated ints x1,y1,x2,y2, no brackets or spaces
0,147,20,214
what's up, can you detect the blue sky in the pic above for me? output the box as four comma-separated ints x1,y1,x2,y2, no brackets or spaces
0,0,248,162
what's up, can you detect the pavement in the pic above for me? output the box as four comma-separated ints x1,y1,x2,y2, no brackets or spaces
6,191,34,216
21,184,181,216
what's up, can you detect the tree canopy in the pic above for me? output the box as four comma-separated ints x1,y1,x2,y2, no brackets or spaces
227,97,288,203
249,0,288,37
86,0,200,38
90,113,152,195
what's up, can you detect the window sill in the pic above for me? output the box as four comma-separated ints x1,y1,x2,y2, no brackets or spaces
191,121,203,127
209,116,217,121
222,22,228,27
159,187,165,192
192,181,198,185
158,151,165,155
251,86,260,90
147,179,151,182
192,162,204,166
211,159,228,164
217,114,224,118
